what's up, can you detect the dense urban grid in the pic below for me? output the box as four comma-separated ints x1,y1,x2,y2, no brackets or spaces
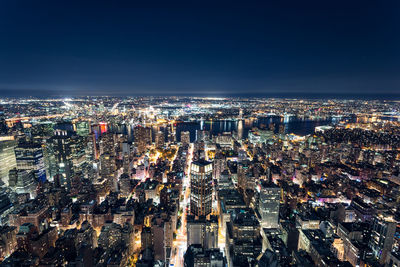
0,97,399,267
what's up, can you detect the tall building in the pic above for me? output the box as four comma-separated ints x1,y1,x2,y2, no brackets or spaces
75,121,90,137
181,131,190,147
258,181,280,229
213,152,226,180
14,142,46,182
134,126,152,154
155,131,165,148
0,225,18,261
368,217,396,264
196,130,209,143
99,132,115,156
190,160,213,217
187,215,218,249
100,152,117,190
0,140,17,186
184,244,225,267
46,130,86,189
225,208,262,266
141,227,153,250
0,106,8,135
86,133,98,162
8,169,37,198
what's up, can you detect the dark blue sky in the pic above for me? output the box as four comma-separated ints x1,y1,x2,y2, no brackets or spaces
0,1,399,97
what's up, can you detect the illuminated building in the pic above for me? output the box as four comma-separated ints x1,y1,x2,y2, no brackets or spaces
196,130,209,142
155,131,165,148
46,130,86,189
190,160,213,217
141,227,153,250
100,152,117,190
14,142,46,182
213,152,226,180
368,217,396,264
99,132,115,156
134,126,152,154
75,120,90,137
0,140,17,186
187,215,218,249
8,169,37,198
181,131,190,147
0,106,8,135
0,226,18,261
258,181,280,229
184,244,225,267
225,208,262,266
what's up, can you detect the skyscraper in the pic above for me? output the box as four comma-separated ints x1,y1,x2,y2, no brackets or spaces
100,152,117,190
258,181,280,229
134,126,151,154
46,130,86,189
14,142,46,182
180,131,190,147
0,106,8,135
155,131,165,149
187,215,218,249
368,217,396,264
8,169,37,198
190,160,213,217
0,140,17,186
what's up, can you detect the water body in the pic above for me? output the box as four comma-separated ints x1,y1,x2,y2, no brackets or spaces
107,116,355,143
176,117,339,142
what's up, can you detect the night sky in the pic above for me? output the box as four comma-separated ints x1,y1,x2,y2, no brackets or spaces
0,1,399,98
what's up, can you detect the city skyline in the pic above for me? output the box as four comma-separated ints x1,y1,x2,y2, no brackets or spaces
1,2,400,267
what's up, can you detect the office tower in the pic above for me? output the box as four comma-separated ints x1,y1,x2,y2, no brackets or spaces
122,142,130,155
368,217,396,264
237,161,250,192
8,169,37,198
180,131,190,147
0,225,18,260
99,132,115,156
0,140,17,186
225,208,262,266
75,121,90,137
190,160,213,217
141,227,153,250
213,152,226,180
86,133,98,162
159,187,170,206
215,132,232,148
151,216,173,263
76,221,97,248
167,124,176,143
0,189,12,225
258,181,280,229
14,142,46,182
100,152,117,190
0,106,8,135
187,215,218,249
119,173,132,198
134,126,152,154
196,130,209,143
46,130,86,189
155,131,165,148
184,244,225,267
